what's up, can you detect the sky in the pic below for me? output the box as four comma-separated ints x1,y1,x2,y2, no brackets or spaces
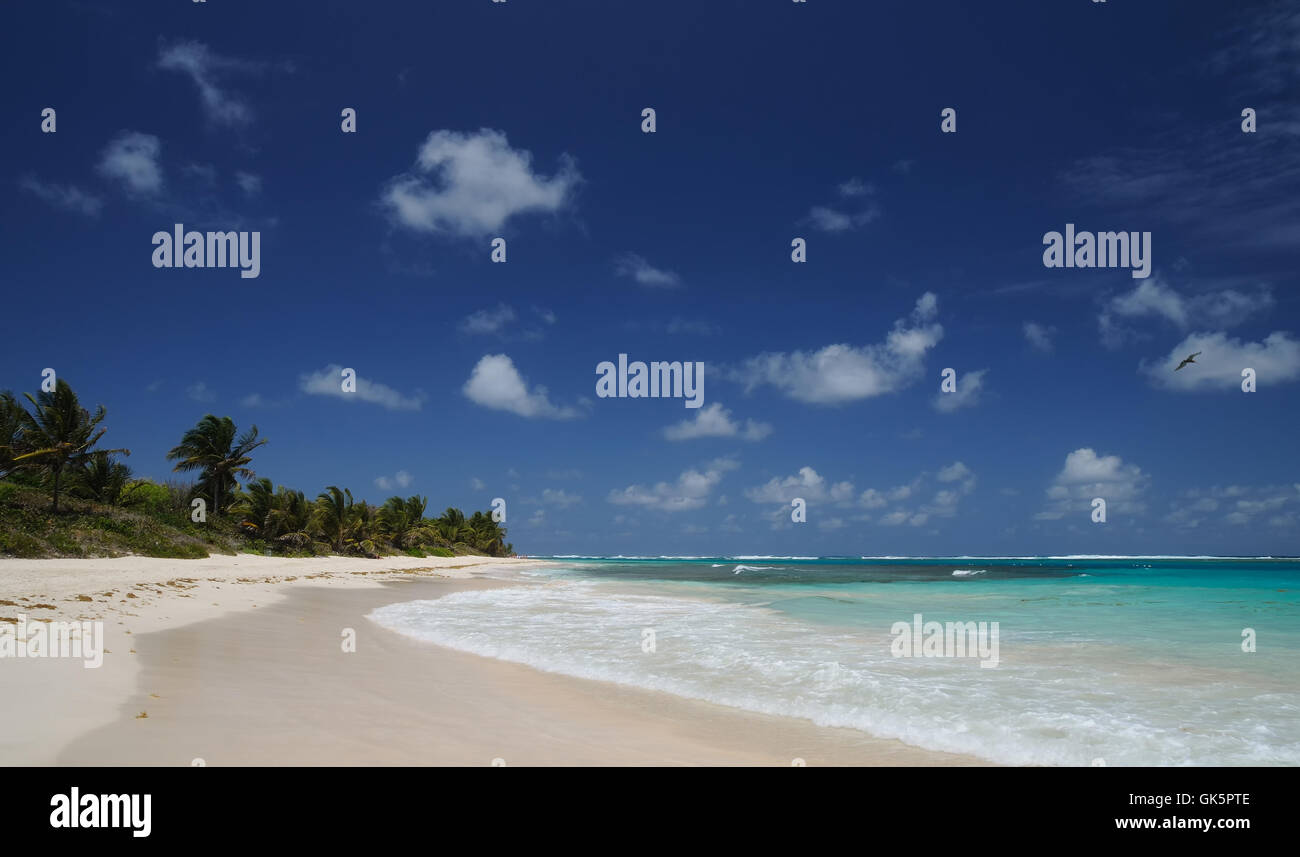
2,0,1298,556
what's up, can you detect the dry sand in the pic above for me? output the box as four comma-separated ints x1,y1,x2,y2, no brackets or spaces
0,553,985,766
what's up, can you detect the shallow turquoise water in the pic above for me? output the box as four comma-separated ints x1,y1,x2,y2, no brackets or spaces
369,557,1300,765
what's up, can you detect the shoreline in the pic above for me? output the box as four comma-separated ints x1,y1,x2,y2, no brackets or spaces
0,553,986,766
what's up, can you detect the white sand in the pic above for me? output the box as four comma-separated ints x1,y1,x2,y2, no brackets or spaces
0,553,986,766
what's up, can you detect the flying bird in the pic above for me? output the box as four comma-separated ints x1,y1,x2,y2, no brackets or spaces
1175,352,1201,371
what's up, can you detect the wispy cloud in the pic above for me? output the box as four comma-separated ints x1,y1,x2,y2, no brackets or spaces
157,41,268,127
374,470,413,492
615,252,681,288
1023,321,1056,353
18,176,103,216
933,368,987,413
1099,278,1274,349
300,364,426,411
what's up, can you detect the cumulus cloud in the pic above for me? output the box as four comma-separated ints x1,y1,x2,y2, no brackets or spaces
615,253,681,288
933,368,987,413
745,466,855,505
744,460,977,528
731,293,942,404
462,354,580,419
18,176,103,215
662,402,771,442
607,458,738,512
380,129,579,238
1099,278,1274,348
1023,321,1056,353
1036,448,1148,520
98,132,163,195
157,41,265,126
300,364,426,411
1144,331,1300,391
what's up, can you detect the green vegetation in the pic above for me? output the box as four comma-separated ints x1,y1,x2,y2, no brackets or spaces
0,378,514,560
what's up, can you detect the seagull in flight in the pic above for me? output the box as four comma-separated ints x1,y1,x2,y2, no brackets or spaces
1175,351,1201,371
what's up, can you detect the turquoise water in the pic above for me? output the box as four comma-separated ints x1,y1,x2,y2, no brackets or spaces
369,556,1300,765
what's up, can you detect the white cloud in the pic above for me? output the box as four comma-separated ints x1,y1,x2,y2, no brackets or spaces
1100,278,1274,348
838,177,872,197
1036,448,1148,520
540,488,582,508
933,368,988,413
1167,484,1299,530
380,129,579,238
460,303,517,335
937,461,977,494
744,461,976,527
235,171,262,196
607,458,738,512
615,253,681,288
667,317,719,335
807,204,879,233
18,176,102,215
1144,331,1300,391
186,381,215,402
470,477,486,491
300,364,426,411
1023,321,1056,352
157,41,263,126
731,293,942,404
662,402,771,442
98,132,163,195
745,467,854,505
375,470,413,492
462,354,580,419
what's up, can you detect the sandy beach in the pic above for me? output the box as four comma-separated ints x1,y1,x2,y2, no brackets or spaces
0,553,983,766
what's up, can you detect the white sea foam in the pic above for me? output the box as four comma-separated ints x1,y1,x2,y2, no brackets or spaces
368,581,1300,766
951,569,987,577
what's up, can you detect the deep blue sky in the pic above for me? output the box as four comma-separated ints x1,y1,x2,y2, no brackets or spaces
2,0,1298,556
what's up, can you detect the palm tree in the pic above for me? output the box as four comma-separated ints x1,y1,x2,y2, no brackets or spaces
71,451,133,504
379,495,431,550
232,477,276,536
312,485,355,552
166,415,267,516
12,379,129,512
0,390,24,477
435,506,467,545
266,486,313,548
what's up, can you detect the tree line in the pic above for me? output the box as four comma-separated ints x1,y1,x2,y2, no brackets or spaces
0,379,512,557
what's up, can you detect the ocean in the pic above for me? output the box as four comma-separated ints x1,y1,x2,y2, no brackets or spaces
368,556,1300,765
